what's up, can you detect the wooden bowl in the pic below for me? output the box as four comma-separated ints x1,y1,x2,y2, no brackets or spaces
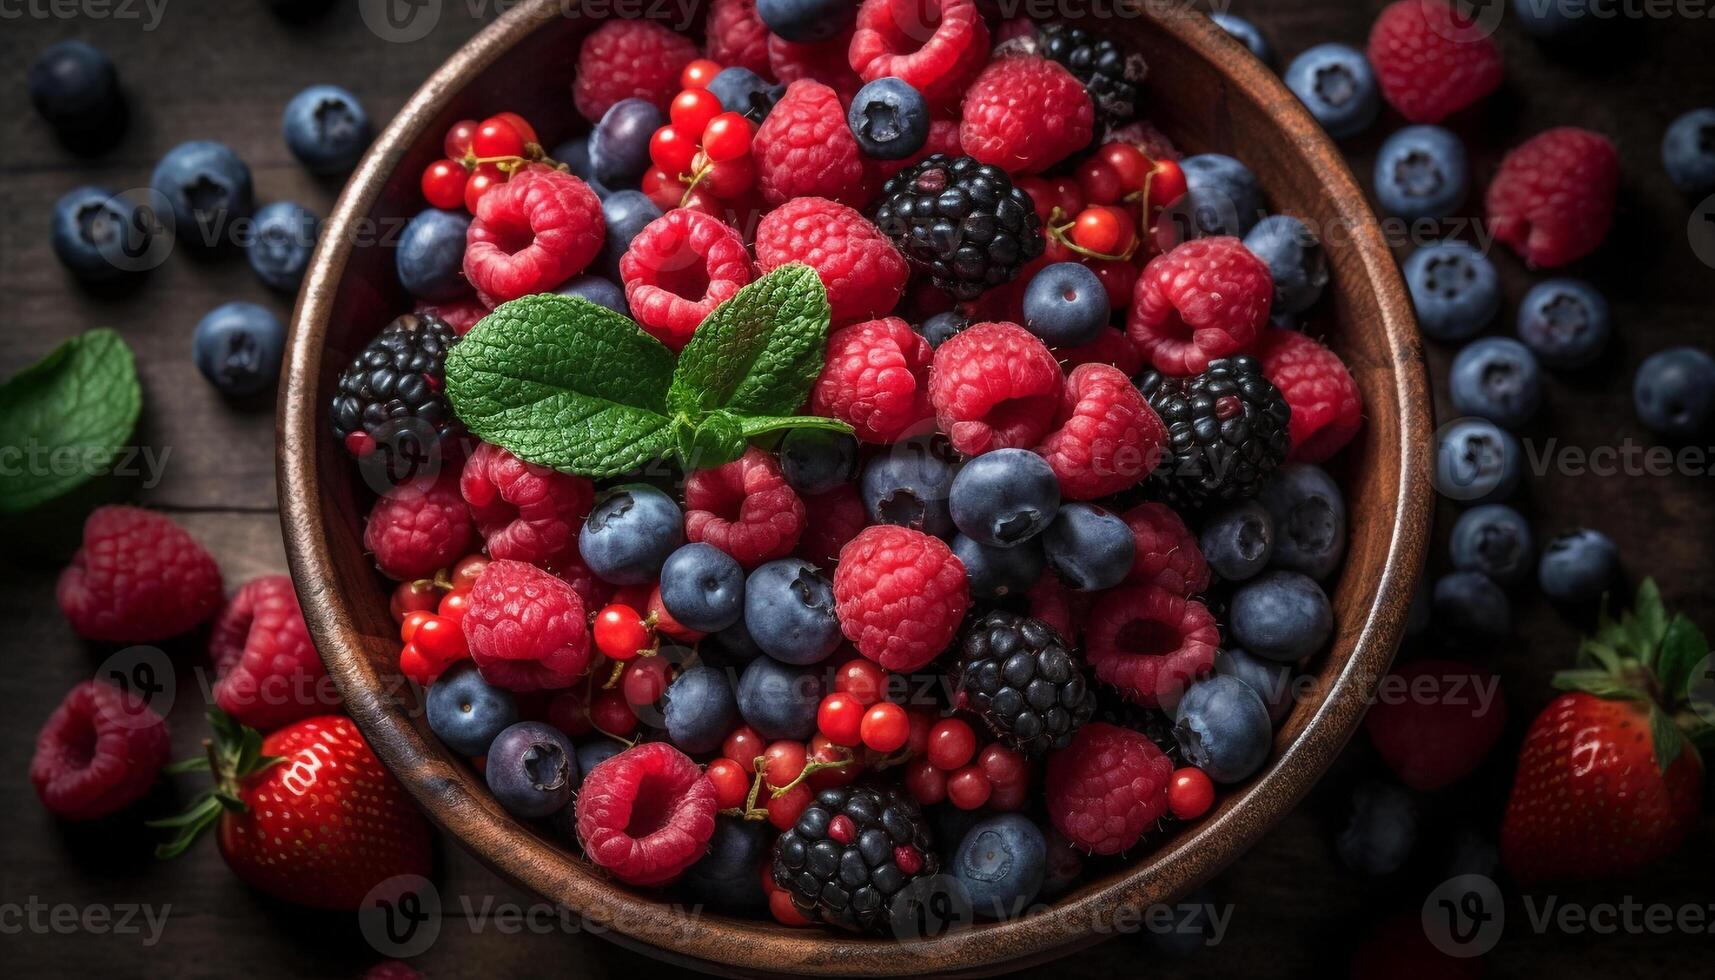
280,2,1431,975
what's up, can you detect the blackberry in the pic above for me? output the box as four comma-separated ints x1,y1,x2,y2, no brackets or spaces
772,785,937,932
329,313,458,457
1138,355,1290,511
1037,22,1146,126
872,154,1043,302
954,610,1095,756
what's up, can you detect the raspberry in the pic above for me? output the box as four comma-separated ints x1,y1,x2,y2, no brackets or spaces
551,548,615,613
31,680,170,820
1085,585,1219,707
809,316,934,443
1127,237,1273,376
573,19,699,122
878,117,964,181
683,447,807,566
929,321,1064,456
210,575,336,731
620,207,755,350
796,483,868,565
1044,722,1172,855
463,168,604,306
461,441,594,565
1120,502,1210,596
462,559,592,691
755,197,909,324
833,525,971,672
57,505,223,643
768,30,862,103
1485,127,1618,268
707,0,773,77
575,741,718,886
1367,0,1503,124
414,296,486,335
1256,330,1363,463
1058,327,1144,377
754,80,877,208
848,0,990,110
959,55,1094,175
364,465,476,581
1035,363,1167,500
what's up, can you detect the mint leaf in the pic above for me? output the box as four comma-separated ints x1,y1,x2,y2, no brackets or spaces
668,264,832,419
0,329,141,514
1632,578,1668,662
445,294,678,478
674,410,748,471
1649,704,1686,774
1657,614,1709,702
736,415,856,439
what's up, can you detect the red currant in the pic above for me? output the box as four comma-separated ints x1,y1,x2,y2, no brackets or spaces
1148,159,1188,211
1015,176,1055,225
905,706,937,757
399,609,434,644
989,782,1027,812
817,692,865,748
472,115,527,158
766,783,812,830
413,615,467,664
398,643,438,686
451,555,488,589
648,586,705,642
390,578,439,622
834,659,890,706
640,167,681,211
768,889,811,926
926,718,977,771
946,765,992,810
903,757,947,805
589,690,638,737
859,702,908,753
594,604,653,661
722,724,765,768
681,58,722,90
1077,158,1124,206
806,734,859,789
1167,767,1215,820
670,88,723,135
621,656,671,707
491,111,538,146
421,159,469,210
701,112,753,163
1072,206,1134,255
649,124,700,179
699,154,755,198
707,757,750,810
762,740,808,789
443,118,479,160
978,743,1030,792
1090,258,1140,309
437,588,470,625
1100,142,1152,191
464,162,504,213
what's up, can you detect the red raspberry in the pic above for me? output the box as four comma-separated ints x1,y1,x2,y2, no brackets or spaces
754,80,877,208
879,117,964,180
210,575,337,731
796,483,868,565
1120,502,1210,596
364,465,476,581
1107,120,1181,164
833,525,971,672
959,55,1094,175
551,548,615,613
1035,363,1167,500
620,207,755,350
683,447,806,567
768,30,862,103
31,680,170,820
573,19,699,122
414,296,486,335
1127,237,1273,376
755,197,909,324
57,505,223,643
1057,327,1144,377
576,741,718,886
461,441,595,565
929,321,1064,456
810,316,934,443
461,558,592,691
707,0,773,77
1044,722,1173,855
464,167,604,306
1256,330,1363,463
1085,584,1219,707
1367,0,1503,124
1485,127,1618,268
849,0,990,111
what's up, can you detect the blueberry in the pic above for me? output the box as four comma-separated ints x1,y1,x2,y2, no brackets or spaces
598,190,663,281
1336,781,1419,876
1434,419,1521,504
395,207,469,301
1041,503,1133,591
281,84,372,175
551,134,610,199
780,429,859,495
708,67,785,124
861,436,957,536
426,661,520,756
951,814,1046,920
50,186,149,282
709,616,763,665
662,665,740,754
1199,499,1274,583
660,543,746,633
1516,278,1610,369
1373,125,1468,220
1403,241,1501,342
756,0,854,43
952,534,1045,599
848,77,930,161
245,201,319,293
1283,44,1379,140
744,559,842,665
1214,648,1293,724
1173,675,1272,784
1022,262,1110,347
736,654,824,740
1449,504,1535,588
591,98,664,188
579,484,685,585
1257,463,1346,580
1433,571,1511,640
1633,347,1715,440
1210,12,1275,68
1241,215,1328,317
1663,108,1715,195
485,721,576,818
679,815,772,914
1449,337,1543,429
1230,570,1333,663
1167,154,1264,239
577,739,624,777
555,274,629,316
949,449,1060,547
1537,528,1619,603
192,302,287,397
150,140,254,251
920,311,969,349
29,40,125,147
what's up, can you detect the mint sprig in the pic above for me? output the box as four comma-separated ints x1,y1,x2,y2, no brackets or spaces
0,328,142,514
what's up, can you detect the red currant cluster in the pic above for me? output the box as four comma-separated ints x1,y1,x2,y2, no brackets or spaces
642,60,762,216
902,728,1029,812
419,111,549,214
391,554,488,683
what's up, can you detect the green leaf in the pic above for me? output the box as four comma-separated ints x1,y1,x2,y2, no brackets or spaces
1649,705,1686,774
1633,578,1669,656
668,265,832,419
673,410,747,471
1577,638,1624,674
1551,668,1650,702
446,294,679,478
736,414,856,439
1656,614,1710,702
0,329,141,514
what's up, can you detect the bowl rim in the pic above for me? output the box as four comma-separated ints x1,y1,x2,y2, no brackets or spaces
279,2,1432,974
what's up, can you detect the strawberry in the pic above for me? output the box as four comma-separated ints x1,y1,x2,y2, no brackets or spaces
1500,579,1710,882
152,711,433,909
1364,658,1506,791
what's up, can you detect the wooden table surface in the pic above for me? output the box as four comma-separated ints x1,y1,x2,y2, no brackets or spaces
2,2,1711,977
